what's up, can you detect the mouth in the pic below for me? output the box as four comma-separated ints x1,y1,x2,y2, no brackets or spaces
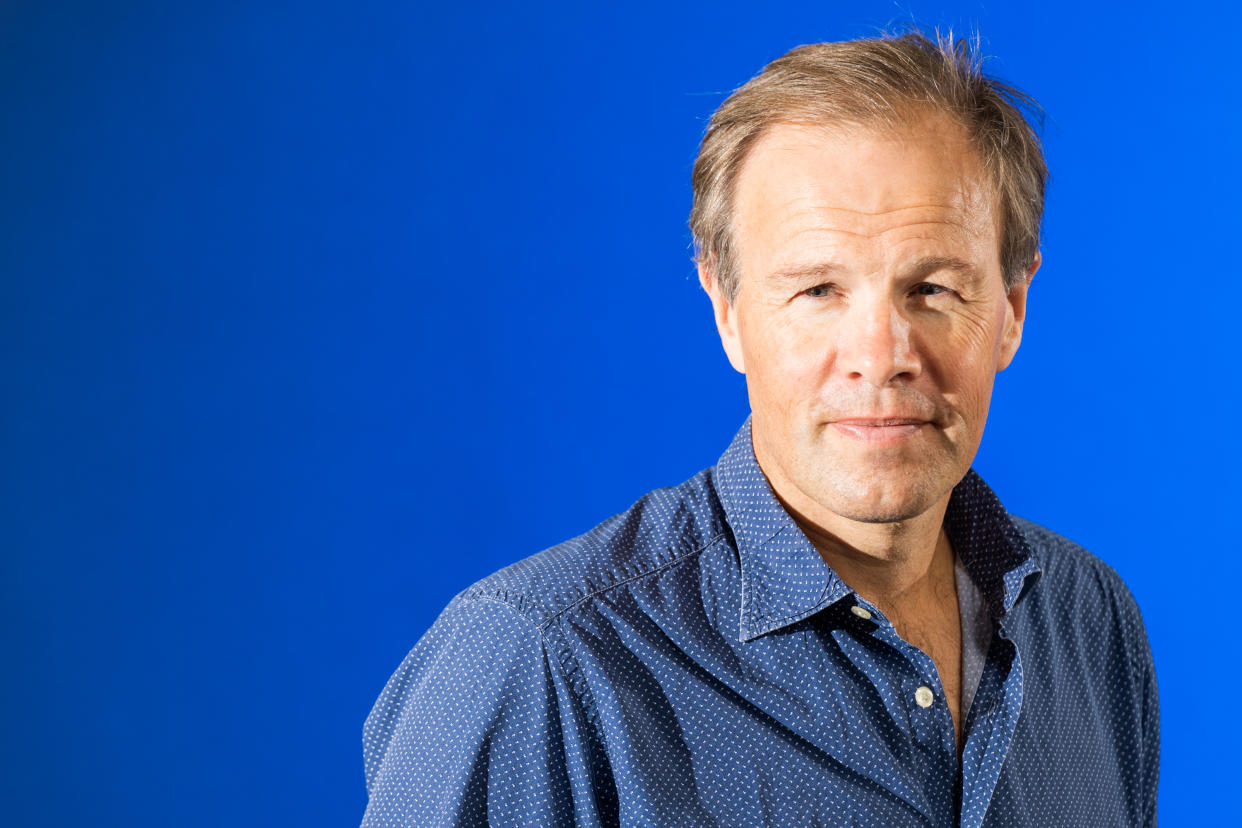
828,418,932,445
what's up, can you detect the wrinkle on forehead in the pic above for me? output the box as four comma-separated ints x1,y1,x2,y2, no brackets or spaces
777,207,978,239
732,116,1002,281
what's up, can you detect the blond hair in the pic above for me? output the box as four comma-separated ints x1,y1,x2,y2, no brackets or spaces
690,30,1047,303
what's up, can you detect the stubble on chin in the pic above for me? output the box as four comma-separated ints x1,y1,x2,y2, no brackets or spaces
789,433,959,525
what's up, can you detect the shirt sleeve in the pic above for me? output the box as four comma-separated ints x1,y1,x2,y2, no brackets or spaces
361,594,602,827
1132,595,1160,827
1110,570,1160,827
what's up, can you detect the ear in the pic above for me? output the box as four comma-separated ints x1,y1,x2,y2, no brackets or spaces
698,261,746,374
998,250,1039,371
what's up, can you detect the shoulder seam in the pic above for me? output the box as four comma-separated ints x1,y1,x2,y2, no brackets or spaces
539,530,730,630
466,593,611,796
535,528,730,789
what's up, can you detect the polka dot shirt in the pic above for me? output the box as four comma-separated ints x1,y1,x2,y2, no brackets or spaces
362,417,1159,826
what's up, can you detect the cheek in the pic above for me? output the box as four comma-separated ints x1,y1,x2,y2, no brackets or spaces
944,299,1008,363
929,321,1003,422
949,367,996,421
924,307,1008,412
949,304,1005,356
742,316,830,404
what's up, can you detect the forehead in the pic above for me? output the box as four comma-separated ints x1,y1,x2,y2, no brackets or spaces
732,115,1000,271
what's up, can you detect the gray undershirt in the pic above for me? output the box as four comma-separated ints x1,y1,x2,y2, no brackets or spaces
954,552,992,721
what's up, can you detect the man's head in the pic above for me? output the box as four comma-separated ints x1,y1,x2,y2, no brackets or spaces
691,32,1047,304
692,32,1047,529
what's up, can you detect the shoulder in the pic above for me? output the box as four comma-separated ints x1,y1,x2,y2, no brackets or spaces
1010,515,1131,595
457,465,729,629
1008,515,1150,647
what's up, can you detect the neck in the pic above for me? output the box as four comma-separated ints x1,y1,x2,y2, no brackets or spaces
753,438,955,608
776,489,952,604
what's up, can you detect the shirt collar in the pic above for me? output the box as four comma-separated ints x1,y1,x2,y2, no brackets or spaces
713,416,1042,643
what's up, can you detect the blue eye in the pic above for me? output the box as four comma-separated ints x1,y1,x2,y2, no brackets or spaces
804,284,836,298
913,283,949,296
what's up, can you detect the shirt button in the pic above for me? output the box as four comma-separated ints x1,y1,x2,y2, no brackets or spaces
850,606,872,620
914,686,935,708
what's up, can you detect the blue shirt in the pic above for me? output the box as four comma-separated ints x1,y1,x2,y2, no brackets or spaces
362,418,1159,827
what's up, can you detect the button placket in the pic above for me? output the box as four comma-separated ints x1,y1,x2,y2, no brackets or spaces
902,671,956,757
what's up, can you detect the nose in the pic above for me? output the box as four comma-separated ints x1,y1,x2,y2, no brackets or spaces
836,294,921,387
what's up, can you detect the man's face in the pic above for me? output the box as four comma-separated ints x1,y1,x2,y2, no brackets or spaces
702,113,1035,526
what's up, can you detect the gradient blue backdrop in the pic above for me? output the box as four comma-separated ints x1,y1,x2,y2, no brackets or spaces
3,1,1236,825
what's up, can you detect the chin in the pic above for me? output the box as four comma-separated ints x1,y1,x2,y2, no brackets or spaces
825,489,933,523
811,463,952,525
826,498,933,524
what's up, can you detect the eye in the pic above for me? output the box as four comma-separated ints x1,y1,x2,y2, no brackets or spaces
912,282,952,297
803,283,837,298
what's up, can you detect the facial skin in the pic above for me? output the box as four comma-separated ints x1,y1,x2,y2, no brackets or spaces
701,112,1038,567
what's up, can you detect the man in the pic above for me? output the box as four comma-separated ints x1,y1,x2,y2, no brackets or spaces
362,31,1159,827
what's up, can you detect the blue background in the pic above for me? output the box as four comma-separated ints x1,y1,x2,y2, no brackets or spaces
3,1,1235,824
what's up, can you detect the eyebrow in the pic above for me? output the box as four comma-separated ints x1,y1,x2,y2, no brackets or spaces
764,256,978,283
765,262,844,282
907,256,978,279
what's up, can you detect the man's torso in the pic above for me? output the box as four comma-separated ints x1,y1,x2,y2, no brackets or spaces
362,420,1158,827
